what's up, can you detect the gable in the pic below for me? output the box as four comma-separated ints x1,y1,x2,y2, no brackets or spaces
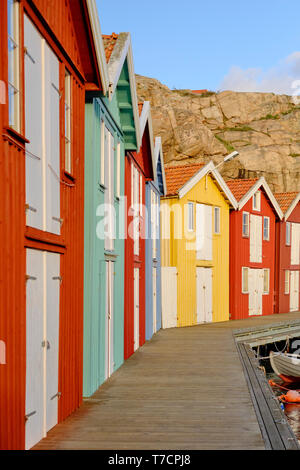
30,0,103,88
132,122,154,178
115,59,138,150
156,154,165,195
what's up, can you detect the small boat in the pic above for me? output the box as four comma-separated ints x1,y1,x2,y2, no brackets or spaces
270,351,300,383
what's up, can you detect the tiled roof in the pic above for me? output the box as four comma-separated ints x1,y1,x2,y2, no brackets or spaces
192,89,208,94
102,33,118,63
226,178,259,202
274,192,299,214
165,163,205,196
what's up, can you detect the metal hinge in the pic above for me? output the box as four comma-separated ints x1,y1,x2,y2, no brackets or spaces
25,410,36,422
24,47,35,64
52,216,63,226
26,275,37,282
50,392,61,401
52,276,62,284
25,204,37,213
41,340,50,350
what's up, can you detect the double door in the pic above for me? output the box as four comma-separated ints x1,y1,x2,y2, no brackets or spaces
105,261,114,380
25,249,60,449
134,268,140,351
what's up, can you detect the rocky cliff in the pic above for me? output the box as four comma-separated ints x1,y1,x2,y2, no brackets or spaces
136,75,300,193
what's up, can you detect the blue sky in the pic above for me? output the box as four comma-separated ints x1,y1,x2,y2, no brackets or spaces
96,0,300,94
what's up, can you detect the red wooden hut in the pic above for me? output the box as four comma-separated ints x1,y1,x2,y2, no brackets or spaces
274,192,300,314
0,0,107,450
124,102,156,360
227,178,283,320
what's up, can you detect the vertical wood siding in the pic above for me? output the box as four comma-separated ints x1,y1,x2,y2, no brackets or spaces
229,190,277,320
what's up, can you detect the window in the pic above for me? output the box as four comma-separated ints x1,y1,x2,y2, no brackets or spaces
187,202,194,231
253,191,261,211
242,267,249,293
285,270,290,294
263,269,270,294
242,212,249,237
286,222,291,246
64,70,72,173
263,216,270,241
214,207,220,234
7,0,20,131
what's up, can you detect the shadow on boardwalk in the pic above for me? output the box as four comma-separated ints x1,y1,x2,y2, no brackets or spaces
34,312,300,450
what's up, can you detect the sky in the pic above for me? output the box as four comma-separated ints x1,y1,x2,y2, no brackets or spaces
96,0,300,95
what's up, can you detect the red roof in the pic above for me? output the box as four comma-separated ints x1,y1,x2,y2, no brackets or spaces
102,33,118,63
192,90,208,94
165,163,205,196
226,178,259,202
274,192,299,214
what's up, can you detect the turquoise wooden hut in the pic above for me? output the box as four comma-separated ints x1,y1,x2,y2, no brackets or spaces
83,32,141,396
145,136,166,340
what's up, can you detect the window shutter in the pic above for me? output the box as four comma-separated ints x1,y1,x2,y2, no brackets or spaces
24,15,43,230
45,43,61,235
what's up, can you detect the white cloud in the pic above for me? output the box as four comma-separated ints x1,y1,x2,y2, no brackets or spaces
219,52,300,95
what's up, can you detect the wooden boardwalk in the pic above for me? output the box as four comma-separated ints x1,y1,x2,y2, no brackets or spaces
34,312,300,450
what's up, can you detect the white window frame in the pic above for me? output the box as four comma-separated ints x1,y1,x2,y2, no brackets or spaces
286,222,291,246
214,206,220,234
242,267,249,294
187,202,194,232
263,216,270,241
253,191,261,211
7,0,20,131
242,212,249,238
64,69,72,173
285,270,290,294
263,268,270,294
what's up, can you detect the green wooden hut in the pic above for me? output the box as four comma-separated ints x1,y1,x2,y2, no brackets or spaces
83,32,141,396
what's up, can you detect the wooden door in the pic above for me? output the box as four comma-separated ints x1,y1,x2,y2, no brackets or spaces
196,204,212,261
25,249,44,450
250,215,262,263
161,267,177,329
105,261,114,379
196,267,213,323
45,253,60,432
134,268,140,351
153,267,157,334
290,271,299,312
25,250,60,449
249,269,263,316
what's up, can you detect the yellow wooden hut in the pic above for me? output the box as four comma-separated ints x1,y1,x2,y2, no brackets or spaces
161,161,237,327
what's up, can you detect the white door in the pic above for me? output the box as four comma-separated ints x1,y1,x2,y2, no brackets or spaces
196,267,213,323
45,253,60,432
45,43,60,235
196,204,212,261
25,249,44,450
250,215,262,263
248,269,263,316
153,267,157,334
134,268,140,351
105,261,114,379
24,15,43,230
161,267,177,329
25,250,60,449
291,224,300,265
290,271,299,312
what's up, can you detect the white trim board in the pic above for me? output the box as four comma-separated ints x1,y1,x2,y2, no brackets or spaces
237,177,283,219
106,32,141,150
284,192,300,221
139,101,156,181
86,0,109,95
178,161,238,209
154,136,167,196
